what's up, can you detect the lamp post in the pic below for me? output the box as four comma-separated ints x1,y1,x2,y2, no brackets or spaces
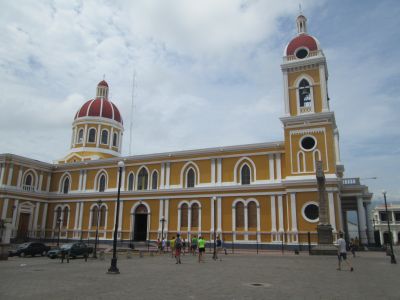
56,218,62,248
160,216,166,240
212,197,217,260
383,191,396,264
108,161,124,274
93,199,103,259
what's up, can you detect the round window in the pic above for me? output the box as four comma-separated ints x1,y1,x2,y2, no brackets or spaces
304,203,319,222
295,48,309,59
300,136,316,151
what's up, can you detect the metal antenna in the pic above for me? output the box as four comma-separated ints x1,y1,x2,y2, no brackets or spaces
299,4,302,14
129,70,136,156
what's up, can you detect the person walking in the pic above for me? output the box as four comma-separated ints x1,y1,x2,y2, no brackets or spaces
170,236,176,258
175,234,182,264
216,235,222,261
191,235,198,255
162,238,166,253
198,236,205,263
337,232,354,271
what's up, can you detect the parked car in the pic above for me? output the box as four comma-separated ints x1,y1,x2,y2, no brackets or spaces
9,242,51,257
47,242,93,259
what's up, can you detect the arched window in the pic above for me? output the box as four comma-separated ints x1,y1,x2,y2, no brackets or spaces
101,130,108,144
25,174,32,186
56,207,62,221
241,164,251,185
62,177,70,194
113,133,118,147
186,168,195,188
235,202,244,229
100,206,106,227
191,203,199,227
99,174,106,192
77,129,84,143
88,128,96,143
152,172,158,190
137,168,148,190
298,79,312,108
180,203,188,227
128,173,134,191
62,207,69,227
92,206,99,226
247,202,257,228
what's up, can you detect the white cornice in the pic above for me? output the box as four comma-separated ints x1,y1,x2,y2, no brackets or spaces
73,117,124,131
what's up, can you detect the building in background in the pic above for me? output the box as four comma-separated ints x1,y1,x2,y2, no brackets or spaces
0,14,372,247
372,204,400,245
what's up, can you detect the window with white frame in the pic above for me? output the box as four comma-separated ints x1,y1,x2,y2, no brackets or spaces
241,164,251,185
62,177,70,194
137,168,148,190
298,79,312,108
113,133,118,147
101,130,108,145
88,128,96,143
98,174,106,192
152,171,158,190
128,173,134,191
186,168,195,188
77,129,84,143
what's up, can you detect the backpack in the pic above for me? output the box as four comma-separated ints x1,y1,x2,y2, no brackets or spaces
175,238,182,249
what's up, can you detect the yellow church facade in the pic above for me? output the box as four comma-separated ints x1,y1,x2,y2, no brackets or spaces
0,15,372,247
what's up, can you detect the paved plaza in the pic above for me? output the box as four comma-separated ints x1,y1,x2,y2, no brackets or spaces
0,249,399,300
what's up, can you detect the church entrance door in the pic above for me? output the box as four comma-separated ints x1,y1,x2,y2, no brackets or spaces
17,213,30,241
133,204,148,241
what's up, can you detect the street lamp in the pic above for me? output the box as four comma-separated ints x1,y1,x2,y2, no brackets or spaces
160,216,166,240
212,197,217,260
93,199,103,259
382,191,396,264
108,161,124,274
56,218,62,248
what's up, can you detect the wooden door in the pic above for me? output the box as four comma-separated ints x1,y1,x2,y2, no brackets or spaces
17,213,30,241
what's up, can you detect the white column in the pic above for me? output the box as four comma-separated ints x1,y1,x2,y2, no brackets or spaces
82,171,87,191
217,197,222,233
319,64,329,112
12,200,19,228
357,196,368,244
271,195,277,236
78,170,83,191
256,204,261,242
96,124,101,147
158,199,164,233
1,198,9,219
71,126,76,148
211,197,215,235
198,206,202,234
33,202,40,235
244,204,248,241
277,195,284,232
41,203,48,237
336,194,343,232
118,201,123,232
276,153,281,180
188,206,192,235
17,166,23,187
290,193,297,232
232,205,236,241
217,158,222,186
269,154,275,181
46,173,51,192
82,124,88,147
283,70,290,116
334,129,341,164
74,202,80,236
328,192,337,231
160,163,165,189
120,167,126,191
109,127,114,149
78,202,84,230
177,206,181,233
38,172,43,191
164,199,169,237
0,163,5,186
7,164,14,186
211,159,216,185
118,132,123,152
165,162,170,189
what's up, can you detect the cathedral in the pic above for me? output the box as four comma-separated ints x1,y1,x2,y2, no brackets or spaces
0,15,373,247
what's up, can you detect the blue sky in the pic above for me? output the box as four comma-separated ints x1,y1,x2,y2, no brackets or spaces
0,0,399,202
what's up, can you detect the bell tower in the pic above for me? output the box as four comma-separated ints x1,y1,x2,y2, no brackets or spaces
280,14,342,179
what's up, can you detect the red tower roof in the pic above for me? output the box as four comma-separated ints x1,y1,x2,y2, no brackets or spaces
97,80,109,87
285,34,319,56
74,98,123,124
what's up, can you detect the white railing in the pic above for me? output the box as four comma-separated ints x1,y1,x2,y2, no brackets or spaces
300,106,312,114
342,178,360,185
284,50,322,62
22,185,35,191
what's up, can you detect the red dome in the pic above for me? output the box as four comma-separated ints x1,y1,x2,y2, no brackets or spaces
98,80,109,87
74,98,123,124
285,34,319,56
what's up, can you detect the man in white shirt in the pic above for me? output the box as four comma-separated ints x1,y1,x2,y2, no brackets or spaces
337,232,354,271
